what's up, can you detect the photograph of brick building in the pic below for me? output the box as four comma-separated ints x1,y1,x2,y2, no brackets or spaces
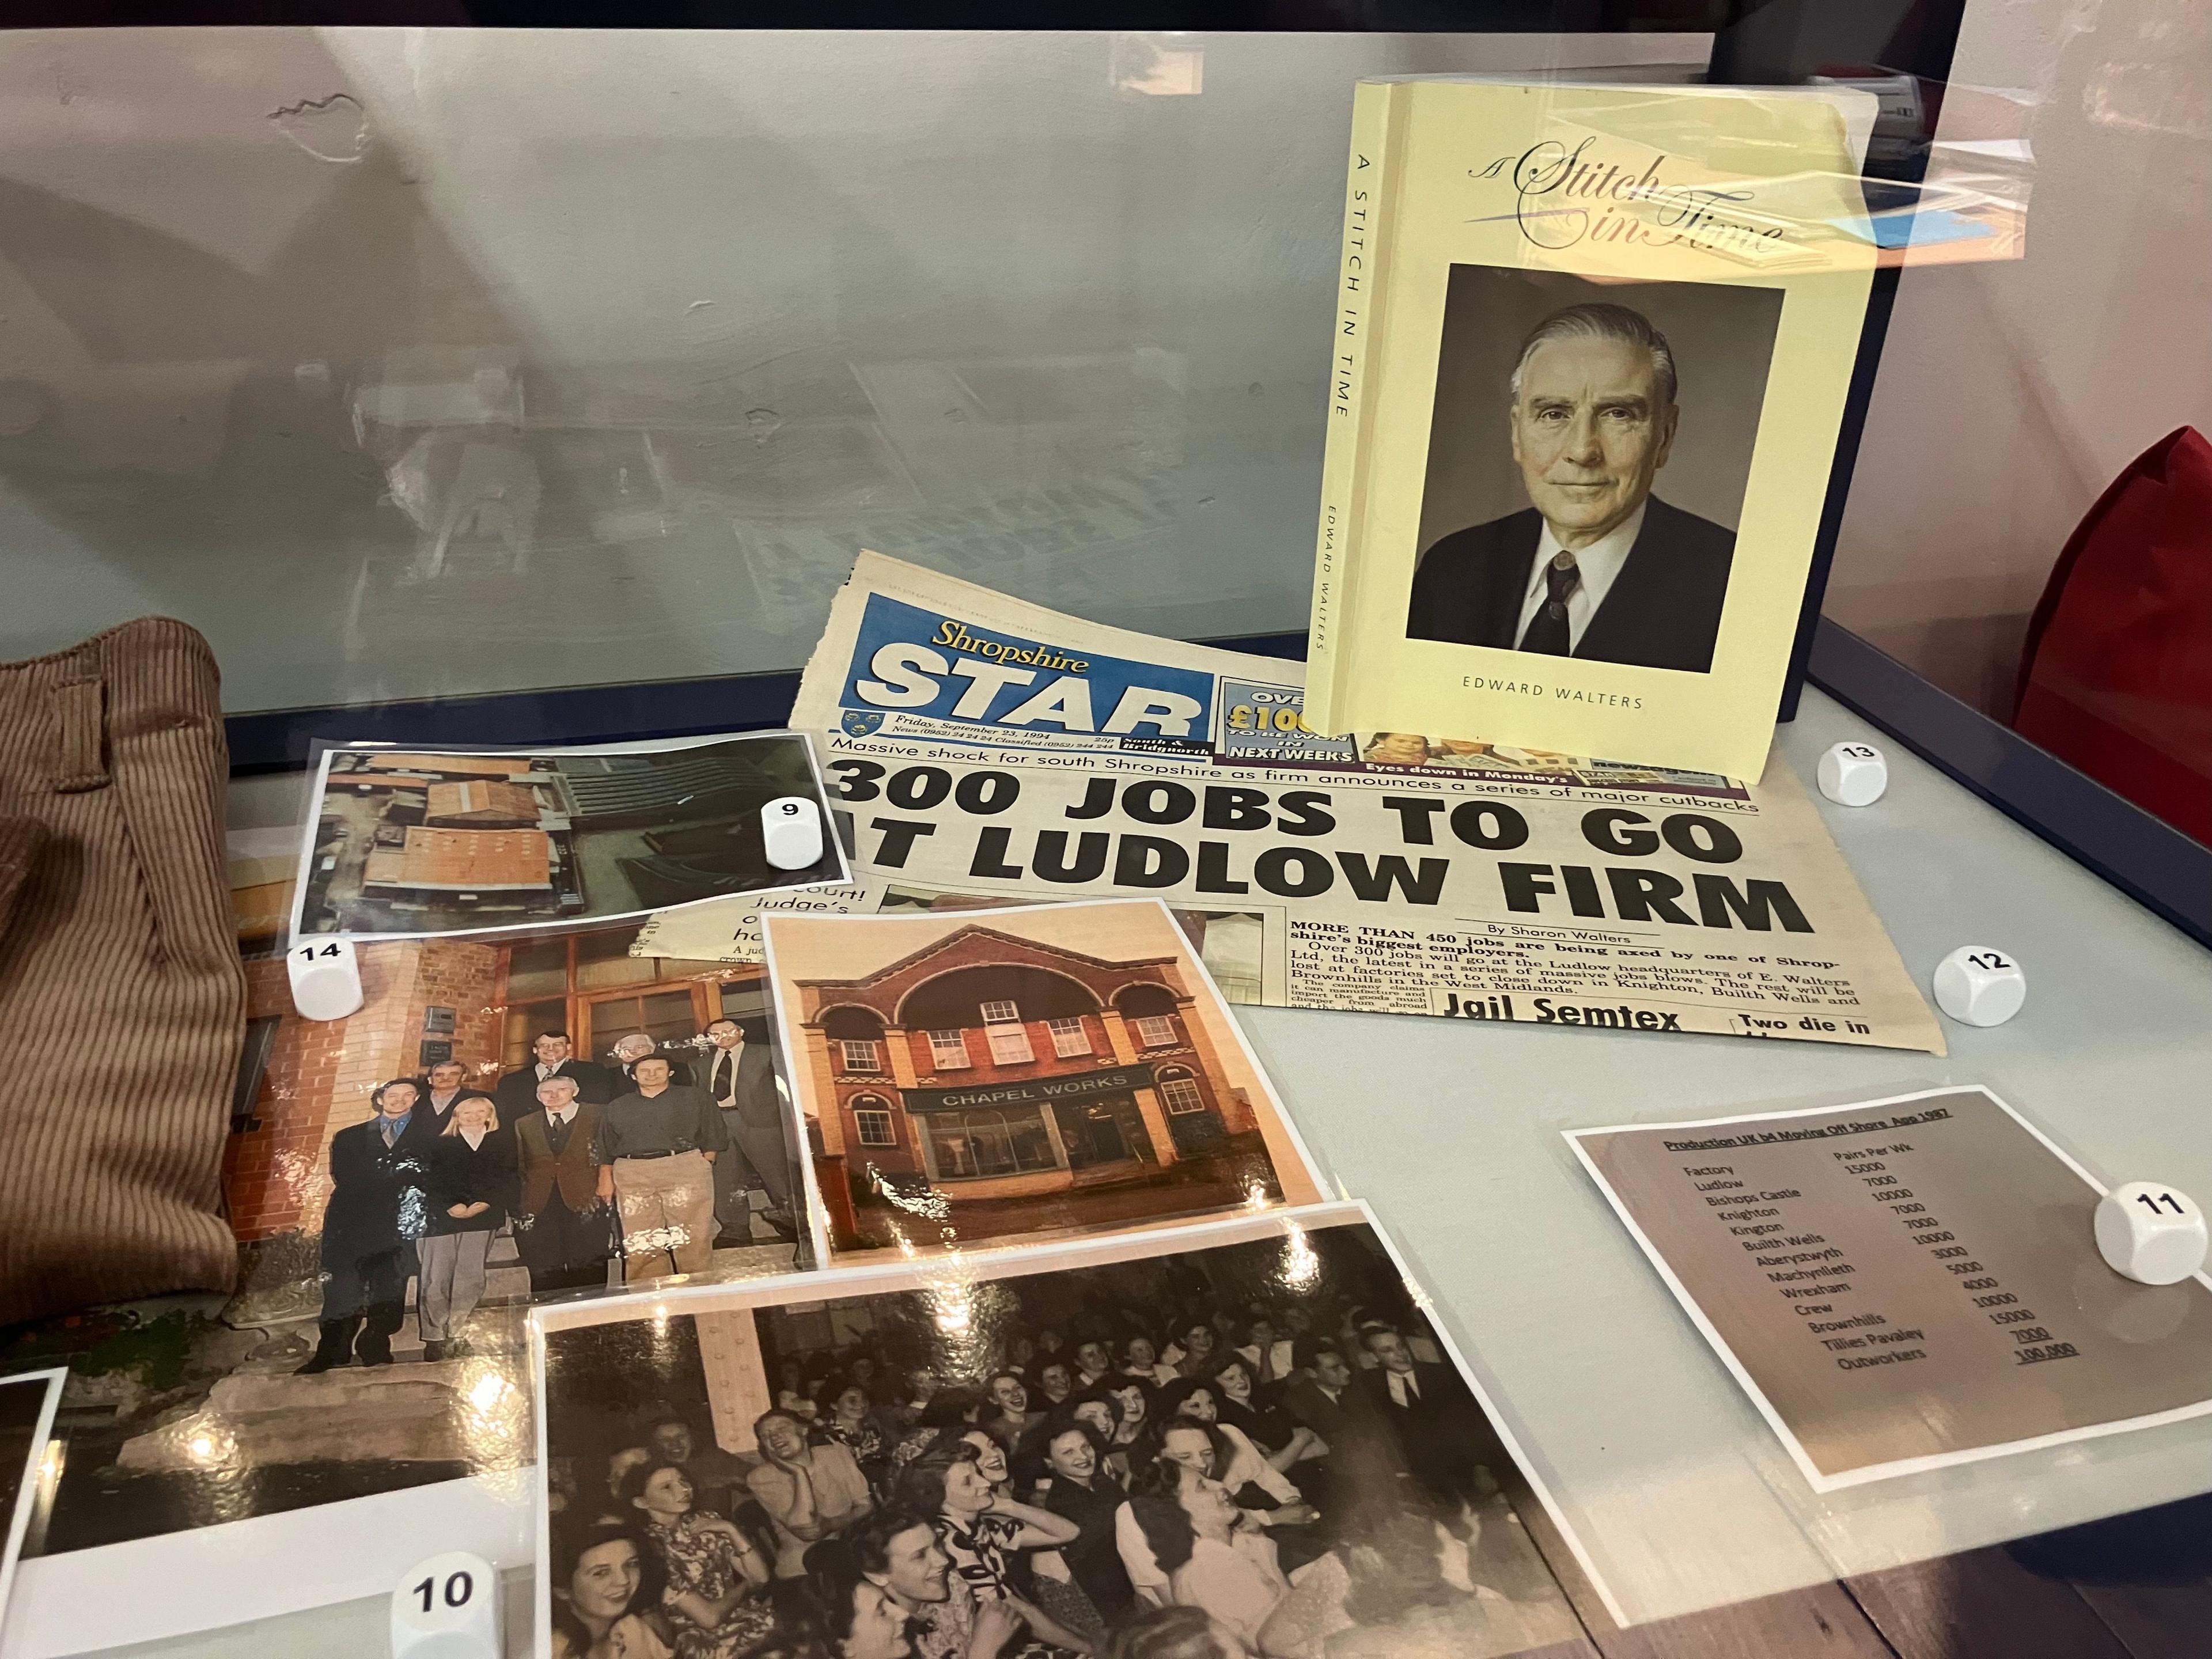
763,899,1322,1259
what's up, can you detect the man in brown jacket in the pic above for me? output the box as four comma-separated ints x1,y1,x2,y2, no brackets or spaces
509,1074,615,1294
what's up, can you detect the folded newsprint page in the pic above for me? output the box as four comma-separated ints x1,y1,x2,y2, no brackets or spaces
637,553,1944,1055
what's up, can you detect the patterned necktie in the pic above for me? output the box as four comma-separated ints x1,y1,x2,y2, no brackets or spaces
381,1119,398,1148
1517,551,1581,654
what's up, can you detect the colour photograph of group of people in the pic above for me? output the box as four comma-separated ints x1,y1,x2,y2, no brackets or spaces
301,1017,802,1373
537,1211,1585,1659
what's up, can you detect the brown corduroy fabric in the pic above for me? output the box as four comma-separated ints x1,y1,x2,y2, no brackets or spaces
0,619,244,1323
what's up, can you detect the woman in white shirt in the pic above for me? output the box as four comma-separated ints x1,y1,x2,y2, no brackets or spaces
1125,1470,1347,1659
1154,1382,1310,1514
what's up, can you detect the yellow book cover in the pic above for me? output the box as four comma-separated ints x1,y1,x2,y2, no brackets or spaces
1305,78,1877,780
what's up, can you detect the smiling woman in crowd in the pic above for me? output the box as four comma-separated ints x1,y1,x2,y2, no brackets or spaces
1126,1468,1348,1659
983,1371,1043,1451
1104,1382,1153,1482
1205,1360,1320,1482
551,1521,675,1659
748,1409,877,1601
1036,1420,1138,1631
1120,1336,1176,1389
899,1447,1092,1654
621,1460,775,1658
816,1381,894,1501
1154,1383,1312,1518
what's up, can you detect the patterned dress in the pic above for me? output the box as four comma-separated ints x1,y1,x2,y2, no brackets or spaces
905,1584,1067,1659
643,1512,776,1659
927,1513,1076,1659
937,1509,1025,1603
819,1414,886,1463
817,1414,891,1499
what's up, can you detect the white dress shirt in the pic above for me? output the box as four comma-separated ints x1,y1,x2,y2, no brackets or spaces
1387,1369,1421,1408
1511,502,1646,652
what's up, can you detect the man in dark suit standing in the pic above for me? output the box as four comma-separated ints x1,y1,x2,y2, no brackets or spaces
298,1077,439,1374
1407,302,1734,674
1282,1336,1406,1529
701,1017,797,1242
507,1073,616,1294
1358,1324,1502,1513
494,1029,613,1116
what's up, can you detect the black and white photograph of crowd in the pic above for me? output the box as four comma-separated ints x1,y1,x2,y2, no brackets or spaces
540,1218,1585,1659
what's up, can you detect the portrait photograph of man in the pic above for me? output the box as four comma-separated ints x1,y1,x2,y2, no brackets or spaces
1404,268,1783,675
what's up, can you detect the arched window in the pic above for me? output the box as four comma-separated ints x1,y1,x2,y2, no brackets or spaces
1156,1066,1208,1116
821,1006,888,1074
850,1093,897,1148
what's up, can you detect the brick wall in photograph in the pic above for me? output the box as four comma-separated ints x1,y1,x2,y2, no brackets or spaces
223,938,500,1240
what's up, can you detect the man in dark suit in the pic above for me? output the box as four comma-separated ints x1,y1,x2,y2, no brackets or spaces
508,1073,617,1294
298,1077,439,1373
494,1029,613,1116
1407,302,1734,674
1282,1336,1406,1530
1358,1323,1502,1513
701,1016,797,1241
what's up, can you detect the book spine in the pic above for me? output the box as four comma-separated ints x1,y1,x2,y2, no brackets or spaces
1305,80,1405,736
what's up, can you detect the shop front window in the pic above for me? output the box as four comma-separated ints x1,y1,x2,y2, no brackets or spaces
926,1108,1061,1178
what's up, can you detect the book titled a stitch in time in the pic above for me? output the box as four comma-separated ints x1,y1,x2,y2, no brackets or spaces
1305,78,1877,779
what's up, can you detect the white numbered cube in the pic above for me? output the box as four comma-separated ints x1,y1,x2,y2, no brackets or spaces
287,937,363,1022
1817,741,1888,806
761,796,825,871
393,1551,501,1659
1932,945,2026,1027
2095,1182,2209,1287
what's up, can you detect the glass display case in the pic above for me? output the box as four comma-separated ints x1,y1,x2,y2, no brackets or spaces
2,7,2208,1658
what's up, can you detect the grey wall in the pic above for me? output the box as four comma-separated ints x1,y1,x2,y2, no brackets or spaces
0,29,1706,714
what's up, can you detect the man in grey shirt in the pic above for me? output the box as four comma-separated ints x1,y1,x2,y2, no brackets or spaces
593,1054,728,1281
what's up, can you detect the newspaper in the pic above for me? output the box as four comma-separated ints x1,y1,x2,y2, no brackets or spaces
637,553,1945,1054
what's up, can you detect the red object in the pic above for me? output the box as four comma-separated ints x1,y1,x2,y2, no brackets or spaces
2014,427,2212,847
